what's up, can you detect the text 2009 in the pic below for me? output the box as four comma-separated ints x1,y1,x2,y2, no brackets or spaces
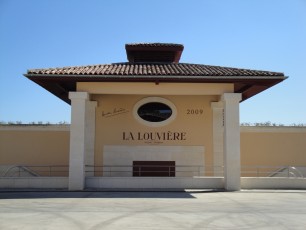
186,109,204,115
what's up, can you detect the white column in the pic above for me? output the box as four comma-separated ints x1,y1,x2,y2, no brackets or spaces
222,93,242,191
68,92,96,190
85,100,97,176
211,101,224,176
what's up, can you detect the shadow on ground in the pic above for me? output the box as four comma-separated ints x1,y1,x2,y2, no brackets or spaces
0,189,225,199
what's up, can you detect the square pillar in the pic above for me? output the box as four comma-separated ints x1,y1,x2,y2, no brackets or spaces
68,92,96,190
211,101,224,176
222,93,242,191
85,100,97,177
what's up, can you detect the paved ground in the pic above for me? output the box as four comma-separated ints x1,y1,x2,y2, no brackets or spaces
1,189,306,229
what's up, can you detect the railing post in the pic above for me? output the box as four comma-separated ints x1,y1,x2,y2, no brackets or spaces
288,166,290,178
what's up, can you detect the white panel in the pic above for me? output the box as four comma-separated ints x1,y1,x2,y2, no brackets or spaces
103,145,204,177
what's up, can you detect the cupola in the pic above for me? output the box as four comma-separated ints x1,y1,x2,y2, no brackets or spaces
125,43,184,64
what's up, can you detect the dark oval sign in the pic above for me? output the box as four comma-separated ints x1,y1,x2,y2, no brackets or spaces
137,102,172,122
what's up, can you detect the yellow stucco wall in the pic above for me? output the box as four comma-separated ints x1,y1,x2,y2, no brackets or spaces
77,81,234,174
0,126,69,165
1,126,306,169
241,126,306,166
93,94,218,167
77,82,234,96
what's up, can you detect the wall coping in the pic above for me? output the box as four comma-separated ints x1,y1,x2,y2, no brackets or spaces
240,126,306,133
0,125,70,131
1,125,306,133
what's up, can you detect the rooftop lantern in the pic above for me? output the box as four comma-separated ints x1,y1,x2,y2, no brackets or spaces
125,43,184,64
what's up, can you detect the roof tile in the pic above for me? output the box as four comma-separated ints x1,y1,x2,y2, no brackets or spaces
27,63,284,77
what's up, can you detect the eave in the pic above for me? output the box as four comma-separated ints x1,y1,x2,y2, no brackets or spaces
24,74,287,104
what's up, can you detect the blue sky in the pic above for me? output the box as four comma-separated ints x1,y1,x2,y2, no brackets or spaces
0,0,306,124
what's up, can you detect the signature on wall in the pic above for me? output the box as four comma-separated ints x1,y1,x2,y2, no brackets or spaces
102,108,129,118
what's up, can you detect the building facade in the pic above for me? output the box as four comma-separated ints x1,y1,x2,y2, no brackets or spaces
22,43,287,190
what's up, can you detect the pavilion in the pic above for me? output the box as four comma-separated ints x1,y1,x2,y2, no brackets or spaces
25,43,286,190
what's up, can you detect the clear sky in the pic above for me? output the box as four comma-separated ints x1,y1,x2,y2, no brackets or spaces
1,0,306,124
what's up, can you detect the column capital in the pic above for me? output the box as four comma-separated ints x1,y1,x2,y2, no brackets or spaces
69,92,89,100
221,93,242,102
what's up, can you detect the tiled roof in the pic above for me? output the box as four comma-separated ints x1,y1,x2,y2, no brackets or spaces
24,41,286,104
27,63,284,77
25,62,286,104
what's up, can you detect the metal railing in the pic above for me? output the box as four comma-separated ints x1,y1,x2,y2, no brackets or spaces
1,164,305,178
1,165,69,177
241,166,305,178
85,165,224,177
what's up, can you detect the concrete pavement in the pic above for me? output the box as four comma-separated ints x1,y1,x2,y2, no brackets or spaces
1,190,306,229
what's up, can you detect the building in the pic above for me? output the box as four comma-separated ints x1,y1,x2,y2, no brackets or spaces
3,43,305,191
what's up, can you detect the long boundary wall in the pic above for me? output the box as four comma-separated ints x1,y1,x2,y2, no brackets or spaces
240,126,306,167
1,125,306,190
1,125,306,168
0,125,69,166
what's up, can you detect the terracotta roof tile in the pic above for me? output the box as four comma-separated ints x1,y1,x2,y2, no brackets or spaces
27,63,284,77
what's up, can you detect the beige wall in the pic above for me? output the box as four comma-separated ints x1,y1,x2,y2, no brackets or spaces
0,126,69,165
1,125,306,169
79,82,233,175
241,126,306,166
93,94,218,167
77,82,234,96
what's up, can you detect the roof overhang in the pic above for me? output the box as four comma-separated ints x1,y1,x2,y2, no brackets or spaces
24,74,286,104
